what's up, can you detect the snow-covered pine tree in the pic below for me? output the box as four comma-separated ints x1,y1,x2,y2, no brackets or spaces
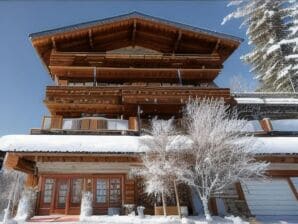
223,0,296,92
280,0,298,91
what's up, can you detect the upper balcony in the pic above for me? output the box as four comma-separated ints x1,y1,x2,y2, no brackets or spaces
44,85,234,117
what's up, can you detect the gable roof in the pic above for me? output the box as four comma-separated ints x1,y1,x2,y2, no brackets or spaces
29,12,243,71
29,11,242,42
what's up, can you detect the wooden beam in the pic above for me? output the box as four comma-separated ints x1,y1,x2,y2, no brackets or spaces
88,29,94,49
287,178,298,200
25,174,39,188
4,153,35,174
173,30,182,54
212,39,221,54
51,37,57,50
132,19,137,47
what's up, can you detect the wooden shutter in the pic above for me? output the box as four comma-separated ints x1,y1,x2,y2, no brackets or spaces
81,119,90,130
97,120,107,130
129,117,138,131
51,116,63,129
90,119,98,130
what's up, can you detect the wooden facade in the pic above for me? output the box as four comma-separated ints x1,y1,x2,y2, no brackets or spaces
3,12,298,219
21,12,240,216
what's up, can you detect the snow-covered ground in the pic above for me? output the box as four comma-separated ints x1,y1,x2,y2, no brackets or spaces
0,215,250,224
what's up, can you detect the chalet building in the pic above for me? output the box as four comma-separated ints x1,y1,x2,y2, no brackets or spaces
0,12,297,221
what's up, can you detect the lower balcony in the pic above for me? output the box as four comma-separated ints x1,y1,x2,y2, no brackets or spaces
30,116,139,136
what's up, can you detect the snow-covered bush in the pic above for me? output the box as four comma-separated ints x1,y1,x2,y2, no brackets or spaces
137,206,145,218
80,191,93,221
132,118,187,217
178,98,268,221
14,187,38,221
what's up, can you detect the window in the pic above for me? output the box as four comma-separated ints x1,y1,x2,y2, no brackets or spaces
71,178,83,204
43,178,54,203
96,179,108,203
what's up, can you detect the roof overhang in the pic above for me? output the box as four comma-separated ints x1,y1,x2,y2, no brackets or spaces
29,12,243,75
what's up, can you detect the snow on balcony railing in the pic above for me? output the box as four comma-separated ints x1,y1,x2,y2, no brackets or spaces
271,119,298,132
242,120,263,133
42,116,129,131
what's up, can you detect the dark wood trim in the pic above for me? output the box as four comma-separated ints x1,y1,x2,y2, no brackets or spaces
287,178,298,200
235,182,245,200
267,170,298,177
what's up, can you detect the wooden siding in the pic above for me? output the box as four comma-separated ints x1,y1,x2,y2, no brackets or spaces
242,179,298,216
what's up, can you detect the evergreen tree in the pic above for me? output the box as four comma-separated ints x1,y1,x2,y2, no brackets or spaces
223,0,296,92
280,0,298,91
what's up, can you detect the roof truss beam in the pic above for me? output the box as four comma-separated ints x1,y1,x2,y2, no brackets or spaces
173,30,182,54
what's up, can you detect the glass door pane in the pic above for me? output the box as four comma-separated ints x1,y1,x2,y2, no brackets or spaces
43,178,54,204
57,180,68,208
71,178,83,204
109,178,121,205
96,178,108,204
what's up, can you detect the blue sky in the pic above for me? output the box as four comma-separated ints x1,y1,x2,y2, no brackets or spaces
0,0,256,136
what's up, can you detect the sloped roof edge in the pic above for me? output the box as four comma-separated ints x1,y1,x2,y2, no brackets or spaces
29,11,243,43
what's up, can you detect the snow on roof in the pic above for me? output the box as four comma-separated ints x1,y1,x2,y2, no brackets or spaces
235,97,298,105
255,137,298,154
0,135,143,154
271,119,298,132
0,135,297,155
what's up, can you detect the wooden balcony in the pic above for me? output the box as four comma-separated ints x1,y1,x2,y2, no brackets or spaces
31,116,139,136
44,86,233,116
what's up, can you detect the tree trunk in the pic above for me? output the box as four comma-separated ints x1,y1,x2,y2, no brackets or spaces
201,197,212,221
161,191,167,216
173,180,181,218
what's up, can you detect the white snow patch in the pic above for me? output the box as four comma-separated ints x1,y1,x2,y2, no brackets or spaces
271,119,298,132
255,137,298,154
78,215,245,224
0,135,144,153
242,120,263,132
235,97,298,105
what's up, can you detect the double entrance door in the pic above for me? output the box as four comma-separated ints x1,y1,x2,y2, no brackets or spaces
39,175,123,215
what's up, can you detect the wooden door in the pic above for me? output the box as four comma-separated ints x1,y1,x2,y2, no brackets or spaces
93,176,122,214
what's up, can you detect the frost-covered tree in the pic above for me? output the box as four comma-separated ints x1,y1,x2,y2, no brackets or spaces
223,0,296,92
229,74,256,92
280,0,298,90
0,169,25,223
133,118,186,217
178,99,268,221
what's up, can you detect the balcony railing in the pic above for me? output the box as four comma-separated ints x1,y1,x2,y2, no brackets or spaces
31,116,139,135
